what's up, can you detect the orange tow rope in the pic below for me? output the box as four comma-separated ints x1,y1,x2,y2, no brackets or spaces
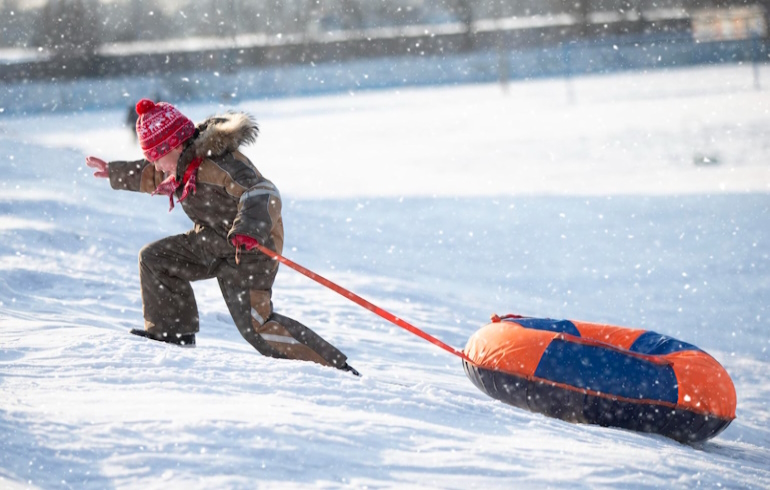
252,242,471,362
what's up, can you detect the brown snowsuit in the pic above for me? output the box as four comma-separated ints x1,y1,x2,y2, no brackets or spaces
108,112,348,369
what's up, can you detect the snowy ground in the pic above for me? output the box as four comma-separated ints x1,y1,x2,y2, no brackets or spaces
1,64,769,489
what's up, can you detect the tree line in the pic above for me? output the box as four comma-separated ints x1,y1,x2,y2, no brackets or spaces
0,0,765,59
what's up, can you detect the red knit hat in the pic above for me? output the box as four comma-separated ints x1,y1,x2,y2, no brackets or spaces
135,99,195,162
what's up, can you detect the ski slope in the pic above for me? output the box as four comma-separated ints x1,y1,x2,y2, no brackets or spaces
1,64,769,489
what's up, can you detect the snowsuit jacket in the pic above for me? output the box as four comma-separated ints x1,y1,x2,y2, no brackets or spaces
108,112,284,260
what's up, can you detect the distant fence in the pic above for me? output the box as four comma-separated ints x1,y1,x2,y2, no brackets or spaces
1,17,691,83
0,24,767,116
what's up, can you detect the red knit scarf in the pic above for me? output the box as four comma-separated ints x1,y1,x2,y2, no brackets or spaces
151,157,203,212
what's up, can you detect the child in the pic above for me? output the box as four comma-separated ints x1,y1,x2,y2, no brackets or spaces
86,99,358,375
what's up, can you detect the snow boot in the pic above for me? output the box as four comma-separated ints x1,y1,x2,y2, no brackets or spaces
340,362,360,377
130,328,196,347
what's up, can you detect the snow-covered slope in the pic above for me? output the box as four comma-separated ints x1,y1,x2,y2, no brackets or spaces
1,64,769,489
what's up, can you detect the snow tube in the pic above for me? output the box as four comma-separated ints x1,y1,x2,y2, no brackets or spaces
463,314,736,443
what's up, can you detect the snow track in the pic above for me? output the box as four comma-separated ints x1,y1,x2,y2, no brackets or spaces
1,64,769,488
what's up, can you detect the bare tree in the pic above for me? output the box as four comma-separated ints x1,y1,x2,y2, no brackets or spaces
293,0,320,42
339,0,365,30
573,0,592,38
31,0,56,50
756,0,770,38
61,0,99,57
0,0,19,47
446,0,475,49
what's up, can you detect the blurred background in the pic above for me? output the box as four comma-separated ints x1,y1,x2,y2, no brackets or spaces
0,0,767,114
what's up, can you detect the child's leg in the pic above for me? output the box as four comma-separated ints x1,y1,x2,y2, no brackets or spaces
217,260,348,368
138,231,212,336
257,312,348,368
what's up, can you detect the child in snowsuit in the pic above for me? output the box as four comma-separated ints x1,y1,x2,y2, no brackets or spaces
86,99,357,375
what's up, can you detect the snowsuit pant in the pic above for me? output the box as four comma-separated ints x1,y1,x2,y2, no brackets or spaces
138,226,348,368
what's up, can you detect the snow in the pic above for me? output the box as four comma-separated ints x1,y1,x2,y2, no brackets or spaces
1,64,769,489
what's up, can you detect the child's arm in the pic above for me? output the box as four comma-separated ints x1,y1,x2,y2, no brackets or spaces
109,159,158,193
228,180,282,254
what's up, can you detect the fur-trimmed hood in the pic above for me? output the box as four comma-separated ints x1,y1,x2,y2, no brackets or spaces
176,112,259,177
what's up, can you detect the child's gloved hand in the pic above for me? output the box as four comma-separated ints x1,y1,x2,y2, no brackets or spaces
231,235,259,251
231,235,260,264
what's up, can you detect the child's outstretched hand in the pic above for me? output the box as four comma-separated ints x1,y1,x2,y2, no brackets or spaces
85,156,109,178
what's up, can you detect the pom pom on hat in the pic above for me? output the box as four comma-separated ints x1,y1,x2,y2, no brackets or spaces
135,98,156,116
134,98,195,162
